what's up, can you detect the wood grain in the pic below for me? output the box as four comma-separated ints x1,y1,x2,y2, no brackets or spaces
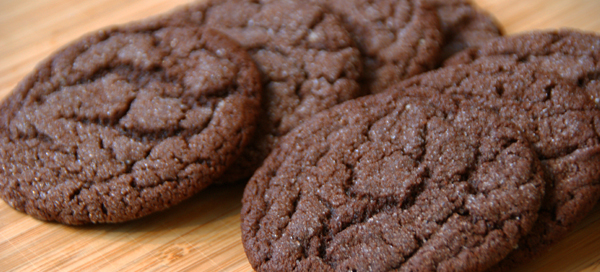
1,0,600,271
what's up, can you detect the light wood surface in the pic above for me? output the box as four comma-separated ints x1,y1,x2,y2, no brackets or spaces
1,0,600,271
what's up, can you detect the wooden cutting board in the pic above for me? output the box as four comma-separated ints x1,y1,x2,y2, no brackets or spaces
1,0,600,271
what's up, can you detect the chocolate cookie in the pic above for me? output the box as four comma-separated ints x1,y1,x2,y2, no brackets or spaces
168,0,363,183
0,23,261,224
311,0,444,93
426,0,503,59
241,92,545,271
393,32,600,269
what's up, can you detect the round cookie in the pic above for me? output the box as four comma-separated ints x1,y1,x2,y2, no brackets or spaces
311,0,444,93
0,24,261,224
426,0,504,59
168,0,363,183
393,32,600,269
241,92,545,271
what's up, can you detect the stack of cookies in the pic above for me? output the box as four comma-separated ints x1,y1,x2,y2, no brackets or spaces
0,0,598,271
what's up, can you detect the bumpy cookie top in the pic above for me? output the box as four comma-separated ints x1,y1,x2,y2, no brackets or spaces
313,0,443,93
169,0,363,183
0,24,261,224
242,92,545,271
440,29,600,270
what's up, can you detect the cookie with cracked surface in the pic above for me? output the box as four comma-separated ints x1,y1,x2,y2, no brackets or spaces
393,31,600,269
0,24,261,224
241,92,545,271
425,0,503,60
311,0,444,93
168,0,363,183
